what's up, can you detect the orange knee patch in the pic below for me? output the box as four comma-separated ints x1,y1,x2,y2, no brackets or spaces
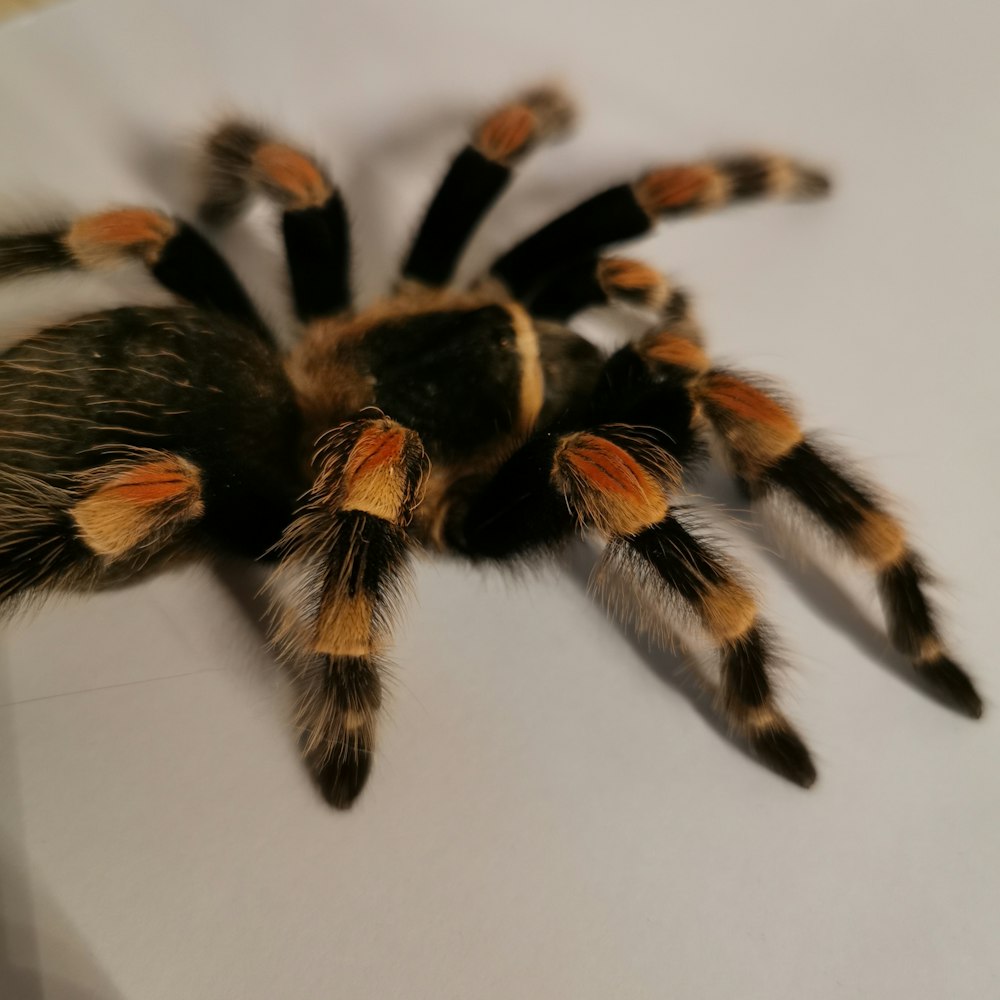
72,456,203,558
597,258,671,309
552,433,673,537
252,142,332,210
475,105,538,164
641,333,710,373
635,164,728,216
64,208,176,268
473,85,574,166
341,422,422,522
702,373,803,475
704,375,797,431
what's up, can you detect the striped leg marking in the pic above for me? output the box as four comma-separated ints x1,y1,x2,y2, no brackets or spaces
200,120,351,321
269,418,428,808
699,370,983,718
550,429,816,786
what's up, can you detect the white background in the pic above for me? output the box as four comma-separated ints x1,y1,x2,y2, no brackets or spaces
1,1,998,997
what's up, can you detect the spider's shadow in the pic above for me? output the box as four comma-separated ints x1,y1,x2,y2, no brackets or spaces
559,541,760,769
213,545,764,774
211,495,936,789
0,653,126,1000
213,557,274,658
696,464,940,702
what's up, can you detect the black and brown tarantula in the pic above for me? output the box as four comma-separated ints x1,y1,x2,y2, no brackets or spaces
0,85,982,808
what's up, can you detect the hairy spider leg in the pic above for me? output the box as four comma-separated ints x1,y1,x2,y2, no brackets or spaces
700,368,982,717
199,121,351,323
267,417,428,808
0,208,270,342
531,254,681,321
442,421,816,786
489,154,830,303
551,256,984,720
629,306,984,718
0,304,303,595
0,450,205,611
401,84,576,289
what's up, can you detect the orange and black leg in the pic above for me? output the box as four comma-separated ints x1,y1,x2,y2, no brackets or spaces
0,208,269,339
691,366,983,717
200,121,351,322
0,450,205,611
490,154,829,301
623,291,983,718
401,85,575,289
530,255,686,321
268,418,428,808
443,424,816,786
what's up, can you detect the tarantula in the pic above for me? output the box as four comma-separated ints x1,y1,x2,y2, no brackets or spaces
0,85,982,808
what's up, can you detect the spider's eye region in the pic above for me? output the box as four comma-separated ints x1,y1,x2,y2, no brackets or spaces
353,306,525,458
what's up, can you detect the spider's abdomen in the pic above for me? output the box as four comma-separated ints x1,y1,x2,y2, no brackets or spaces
0,305,303,555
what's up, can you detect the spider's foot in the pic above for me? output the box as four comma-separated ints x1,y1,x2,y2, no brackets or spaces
296,666,382,810
310,751,373,810
749,725,818,789
916,656,984,719
301,730,374,810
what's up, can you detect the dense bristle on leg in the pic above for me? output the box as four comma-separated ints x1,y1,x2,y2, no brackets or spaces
608,516,818,788
269,418,428,808
64,208,177,267
530,255,676,321
878,557,983,718
297,653,382,809
488,147,828,301
544,424,817,787
71,454,204,558
750,725,817,787
698,368,983,717
473,84,576,166
439,412,816,787
0,209,270,338
550,429,677,537
199,119,351,321
401,84,575,288
199,120,332,221
634,154,831,219
0,230,76,280
0,451,206,614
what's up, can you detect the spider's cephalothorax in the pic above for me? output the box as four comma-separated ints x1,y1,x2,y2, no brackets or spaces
0,86,982,808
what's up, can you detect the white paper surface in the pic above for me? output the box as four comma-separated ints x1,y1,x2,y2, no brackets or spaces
1,1,998,997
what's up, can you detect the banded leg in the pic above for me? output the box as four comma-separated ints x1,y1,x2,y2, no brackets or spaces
673,358,985,717
443,425,816,786
401,84,575,288
200,121,351,322
490,154,830,301
531,255,682,321
530,265,703,431
0,450,205,612
268,418,428,808
0,209,269,340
